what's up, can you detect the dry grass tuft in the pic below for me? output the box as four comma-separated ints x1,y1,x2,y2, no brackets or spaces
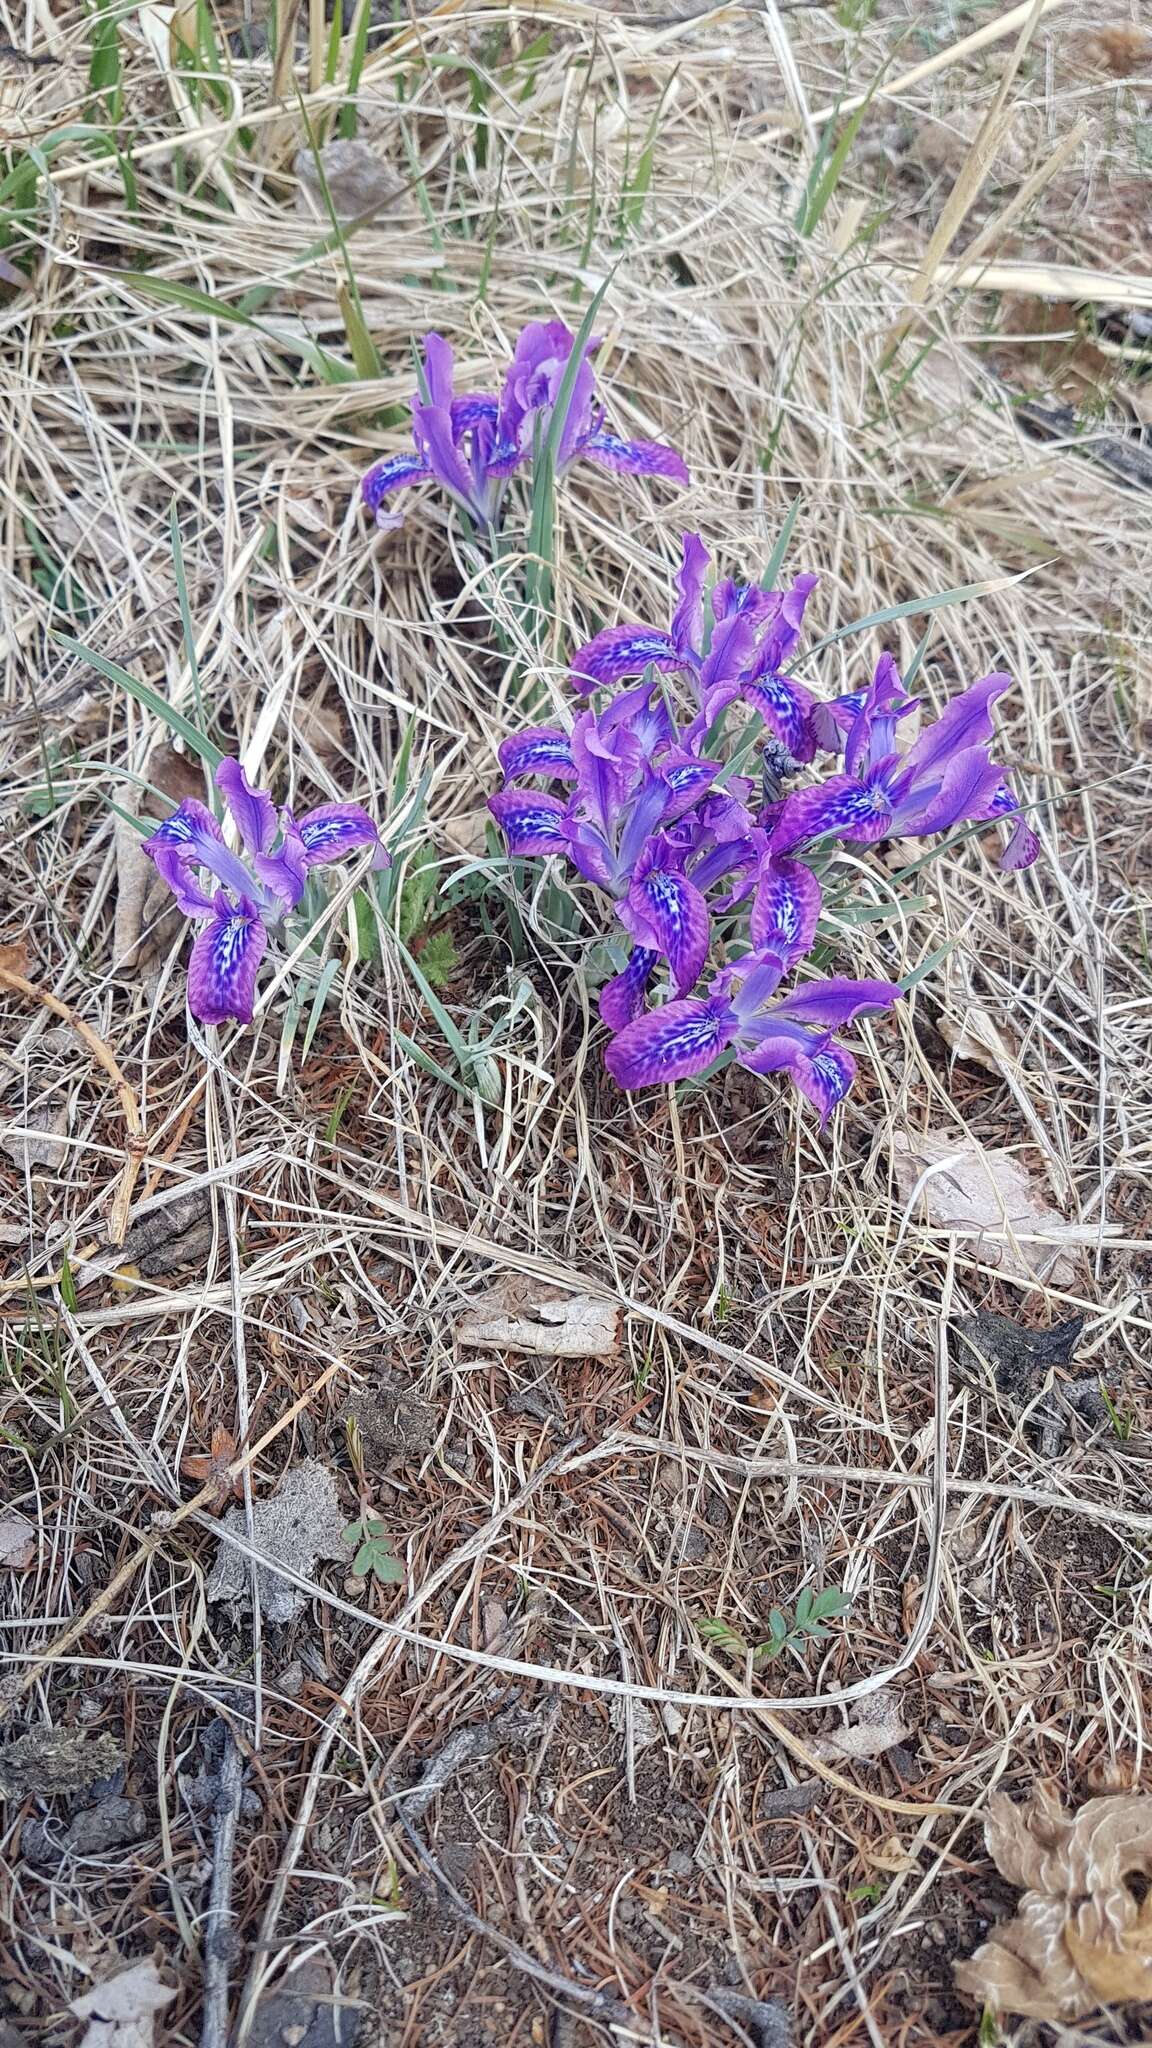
2,1,1151,2042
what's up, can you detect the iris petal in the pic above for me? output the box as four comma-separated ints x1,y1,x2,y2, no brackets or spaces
216,758,277,856
580,431,689,484
187,896,267,1026
618,869,709,996
605,996,736,1090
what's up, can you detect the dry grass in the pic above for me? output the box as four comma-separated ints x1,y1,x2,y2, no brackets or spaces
2,1,1152,2044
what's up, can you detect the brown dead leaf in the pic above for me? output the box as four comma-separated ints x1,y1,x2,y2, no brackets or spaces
457,1277,619,1359
2,1097,70,1172
0,1515,35,1568
890,1129,1120,1287
864,1833,917,1875
956,1784,1152,2020
810,1688,907,1763
181,1426,242,1503
114,745,205,967
938,1004,1018,1080
1072,26,1152,77
71,1960,176,2048
0,941,29,979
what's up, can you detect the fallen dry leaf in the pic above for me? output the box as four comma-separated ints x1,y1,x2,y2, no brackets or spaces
114,745,205,968
206,1459,348,1624
1,1098,70,1172
0,1515,35,1568
1072,26,1152,77
810,1688,907,1763
0,941,29,978
938,1003,1018,1080
864,1833,917,1875
71,1960,176,2048
956,1783,1152,2019
181,1426,242,1502
891,1129,1120,1287
457,1277,619,1359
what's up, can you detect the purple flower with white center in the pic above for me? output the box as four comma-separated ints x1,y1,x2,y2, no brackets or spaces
361,323,688,532
770,656,1040,870
490,701,719,1024
604,854,902,1119
571,534,819,760
143,758,389,1026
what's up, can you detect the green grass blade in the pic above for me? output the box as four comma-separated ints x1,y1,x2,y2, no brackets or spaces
338,0,373,139
760,496,802,590
53,631,223,768
619,70,677,237
110,271,358,383
801,568,1039,661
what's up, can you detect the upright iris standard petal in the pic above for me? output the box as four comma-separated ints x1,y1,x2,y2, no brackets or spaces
750,572,820,683
898,671,1011,783
498,729,576,782
253,815,309,913
598,679,677,761
187,895,268,1026
488,789,571,857
598,947,658,1030
580,431,690,483
671,533,710,658
216,758,277,856
843,652,915,780
361,452,434,529
295,803,384,869
749,854,822,968
810,689,867,754
618,867,710,996
605,995,736,1089
570,626,681,694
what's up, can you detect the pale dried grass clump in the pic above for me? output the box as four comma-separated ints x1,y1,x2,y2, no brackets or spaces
1,1,1151,2043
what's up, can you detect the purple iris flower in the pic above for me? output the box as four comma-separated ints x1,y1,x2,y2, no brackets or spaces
143,759,389,1026
571,534,819,761
770,654,1040,870
604,853,902,1121
497,321,690,482
362,323,688,531
489,703,720,1025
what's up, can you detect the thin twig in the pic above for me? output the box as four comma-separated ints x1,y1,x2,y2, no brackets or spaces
200,1724,246,2048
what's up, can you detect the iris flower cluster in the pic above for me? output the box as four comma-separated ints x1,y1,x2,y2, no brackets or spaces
490,534,1039,1122
144,318,1037,1082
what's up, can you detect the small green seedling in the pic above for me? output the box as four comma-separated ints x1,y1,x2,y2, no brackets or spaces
343,1517,404,1584
700,1585,852,1665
